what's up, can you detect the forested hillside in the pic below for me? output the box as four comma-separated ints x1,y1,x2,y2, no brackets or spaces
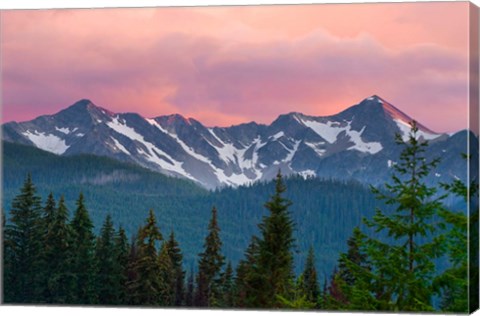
3,141,386,275
3,122,477,312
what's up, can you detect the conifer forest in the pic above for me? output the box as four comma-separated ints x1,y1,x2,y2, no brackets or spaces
2,123,479,312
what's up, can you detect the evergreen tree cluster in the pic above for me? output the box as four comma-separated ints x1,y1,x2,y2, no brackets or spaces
322,122,478,313
3,140,391,279
2,122,477,312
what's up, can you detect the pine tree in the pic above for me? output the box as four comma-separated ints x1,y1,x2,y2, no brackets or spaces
35,192,57,302
158,243,176,306
434,163,478,313
195,206,225,307
250,171,295,308
359,121,445,311
328,228,375,310
235,236,259,308
127,209,163,305
70,192,97,304
299,247,320,307
165,231,186,306
3,208,15,303
125,235,139,305
276,276,316,309
337,227,369,287
95,215,121,305
3,174,43,303
43,196,74,304
219,261,235,307
325,266,347,308
114,226,130,305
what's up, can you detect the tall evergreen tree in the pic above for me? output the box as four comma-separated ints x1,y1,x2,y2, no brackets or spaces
358,121,445,311
165,231,186,306
325,266,347,308
299,247,320,306
43,196,74,304
95,214,122,305
3,174,43,303
337,227,369,287
158,243,176,306
42,193,57,234
327,228,374,310
219,261,235,307
125,235,139,305
3,208,15,303
127,210,163,305
35,192,57,302
70,192,97,304
235,236,259,308
250,171,295,308
195,206,225,307
114,226,130,305
434,166,478,313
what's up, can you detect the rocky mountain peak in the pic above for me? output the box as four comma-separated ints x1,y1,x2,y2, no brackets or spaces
2,96,459,189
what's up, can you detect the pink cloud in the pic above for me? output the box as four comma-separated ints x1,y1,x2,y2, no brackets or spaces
1,3,471,132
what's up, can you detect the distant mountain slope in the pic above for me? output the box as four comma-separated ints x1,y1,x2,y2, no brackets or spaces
3,141,390,276
2,96,470,188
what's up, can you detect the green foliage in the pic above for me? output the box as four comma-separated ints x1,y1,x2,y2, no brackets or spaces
125,237,139,305
277,293,316,310
327,228,376,311
219,261,235,307
70,193,98,304
43,196,75,303
114,226,130,304
95,215,125,305
127,210,164,305
434,164,479,313
185,267,195,307
248,172,296,308
3,174,43,303
3,141,388,277
157,243,176,306
165,231,186,306
234,236,259,308
299,247,320,307
195,206,225,307
2,128,474,311
356,121,446,311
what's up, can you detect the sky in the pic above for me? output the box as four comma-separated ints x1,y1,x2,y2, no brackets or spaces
1,2,473,132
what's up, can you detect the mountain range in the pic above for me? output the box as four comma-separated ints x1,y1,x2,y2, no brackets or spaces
3,95,470,189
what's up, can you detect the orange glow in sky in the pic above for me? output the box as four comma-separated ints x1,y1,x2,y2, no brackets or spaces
1,2,473,132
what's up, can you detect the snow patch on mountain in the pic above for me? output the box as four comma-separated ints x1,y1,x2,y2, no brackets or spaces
55,126,78,134
300,119,344,143
285,140,301,163
107,117,195,180
270,131,285,141
148,118,212,164
207,128,250,166
346,126,382,154
148,120,259,187
300,118,382,154
111,137,130,154
394,119,441,142
23,130,69,154
299,169,317,179
304,141,326,157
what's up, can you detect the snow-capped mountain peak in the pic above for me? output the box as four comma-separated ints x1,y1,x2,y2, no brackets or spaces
3,96,457,189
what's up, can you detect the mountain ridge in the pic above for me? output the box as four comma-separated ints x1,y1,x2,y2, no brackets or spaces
3,95,467,189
